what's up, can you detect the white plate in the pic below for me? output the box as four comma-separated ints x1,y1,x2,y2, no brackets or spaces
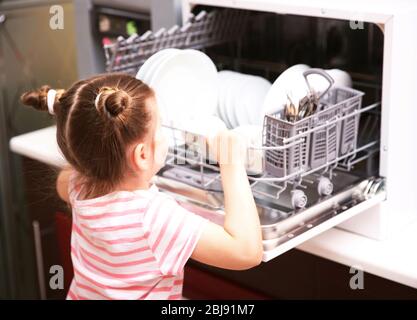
143,49,180,85
219,71,271,128
135,48,179,83
309,69,352,89
239,75,272,126
262,64,310,116
219,71,238,128
328,69,352,87
233,76,253,127
149,49,218,128
136,49,181,147
224,73,242,128
217,71,237,128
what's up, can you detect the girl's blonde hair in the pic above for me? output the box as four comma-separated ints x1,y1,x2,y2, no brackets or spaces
21,73,155,198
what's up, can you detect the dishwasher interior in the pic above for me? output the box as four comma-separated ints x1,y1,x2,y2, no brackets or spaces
103,6,385,260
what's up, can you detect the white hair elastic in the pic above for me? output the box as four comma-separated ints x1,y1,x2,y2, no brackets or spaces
95,92,103,110
47,89,57,115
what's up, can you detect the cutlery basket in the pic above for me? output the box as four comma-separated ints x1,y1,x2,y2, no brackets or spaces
308,101,342,168
322,87,365,155
263,114,311,177
263,86,364,178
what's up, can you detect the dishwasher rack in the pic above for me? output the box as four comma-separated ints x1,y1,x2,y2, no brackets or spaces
104,9,249,75
161,101,380,210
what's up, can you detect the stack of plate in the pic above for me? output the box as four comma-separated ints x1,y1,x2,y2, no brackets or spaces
217,71,272,128
136,48,219,130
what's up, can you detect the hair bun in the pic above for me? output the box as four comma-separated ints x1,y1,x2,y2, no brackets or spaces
99,88,132,118
20,85,51,111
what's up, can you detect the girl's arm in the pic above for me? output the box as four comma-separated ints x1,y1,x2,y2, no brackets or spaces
56,165,73,203
191,131,263,270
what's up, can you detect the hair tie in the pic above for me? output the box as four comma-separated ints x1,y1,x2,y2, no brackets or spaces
47,89,57,115
95,92,103,110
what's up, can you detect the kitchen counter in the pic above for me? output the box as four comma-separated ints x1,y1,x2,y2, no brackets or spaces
9,126,417,290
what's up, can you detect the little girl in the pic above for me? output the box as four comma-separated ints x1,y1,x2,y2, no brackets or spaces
21,73,262,300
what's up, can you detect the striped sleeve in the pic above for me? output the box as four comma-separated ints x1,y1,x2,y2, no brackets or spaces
144,195,209,276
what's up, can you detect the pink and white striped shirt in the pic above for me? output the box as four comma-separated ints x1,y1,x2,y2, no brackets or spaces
66,171,208,300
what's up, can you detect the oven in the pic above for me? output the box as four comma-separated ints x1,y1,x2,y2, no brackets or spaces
103,0,417,262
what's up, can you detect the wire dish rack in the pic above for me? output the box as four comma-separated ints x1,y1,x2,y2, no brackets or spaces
104,9,249,75
161,99,380,210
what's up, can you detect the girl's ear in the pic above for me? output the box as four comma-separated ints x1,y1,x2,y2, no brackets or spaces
133,143,150,171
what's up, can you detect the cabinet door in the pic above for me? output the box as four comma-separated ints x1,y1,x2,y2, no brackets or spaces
183,264,271,299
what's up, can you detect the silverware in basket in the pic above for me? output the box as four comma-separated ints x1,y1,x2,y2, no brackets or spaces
283,69,334,122
298,69,335,119
285,93,298,122
298,93,317,119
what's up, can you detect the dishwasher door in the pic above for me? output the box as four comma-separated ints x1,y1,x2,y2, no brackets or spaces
154,171,386,262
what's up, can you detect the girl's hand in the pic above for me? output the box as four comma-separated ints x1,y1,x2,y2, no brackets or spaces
192,130,263,270
207,130,246,166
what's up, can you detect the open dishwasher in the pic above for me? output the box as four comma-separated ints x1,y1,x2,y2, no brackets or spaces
102,5,390,262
